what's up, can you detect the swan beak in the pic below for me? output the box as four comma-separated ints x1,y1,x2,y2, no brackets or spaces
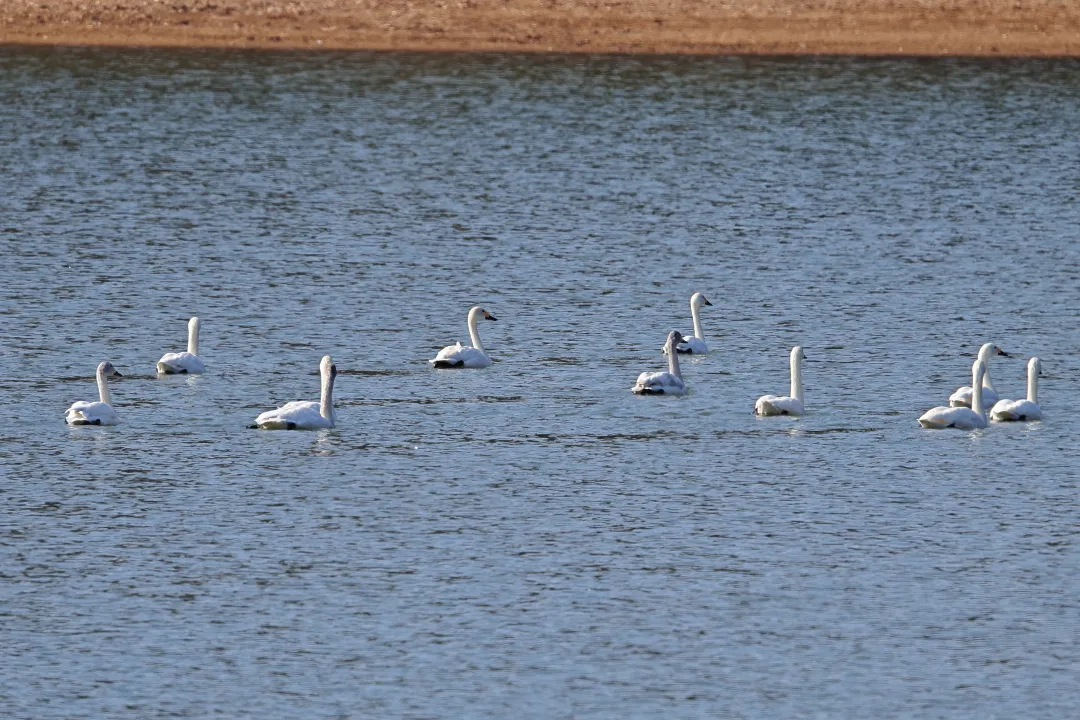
485,314,498,321
113,370,123,377
998,350,1010,357
703,298,713,306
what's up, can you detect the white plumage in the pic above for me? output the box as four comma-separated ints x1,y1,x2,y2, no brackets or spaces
255,355,337,430
991,357,1044,422
948,343,1007,407
157,317,206,374
664,292,713,355
755,346,806,416
66,361,122,426
634,331,688,395
430,306,497,368
919,359,989,429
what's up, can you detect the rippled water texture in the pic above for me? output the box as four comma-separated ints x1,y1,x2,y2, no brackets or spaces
2,48,1079,717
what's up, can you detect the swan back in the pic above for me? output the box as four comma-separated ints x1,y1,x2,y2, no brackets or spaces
188,317,201,356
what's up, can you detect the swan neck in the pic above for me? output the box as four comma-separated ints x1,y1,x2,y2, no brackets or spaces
790,353,803,403
96,366,111,405
971,365,986,417
690,300,704,341
188,318,200,356
1028,365,1039,404
320,367,335,423
468,311,485,353
977,345,994,390
667,343,682,379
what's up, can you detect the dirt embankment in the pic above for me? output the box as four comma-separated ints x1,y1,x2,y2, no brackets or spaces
2,0,1079,56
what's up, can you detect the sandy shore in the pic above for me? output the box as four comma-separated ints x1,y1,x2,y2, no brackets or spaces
2,1,1079,56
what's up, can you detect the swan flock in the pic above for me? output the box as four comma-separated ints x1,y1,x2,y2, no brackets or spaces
64,300,1045,432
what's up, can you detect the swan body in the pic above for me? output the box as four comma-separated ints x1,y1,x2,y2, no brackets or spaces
919,359,988,429
430,306,497,368
634,331,687,395
66,361,122,426
755,346,806,416
664,292,713,354
949,343,1008,408
157,317,206,374
255,355,337,430
991,357,1043,422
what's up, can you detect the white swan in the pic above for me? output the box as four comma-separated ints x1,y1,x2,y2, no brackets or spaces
65,361,122,426
663,292,713,354
948,343,1009,407
991,357,1043,422
255,355,337,430
429,306,497,368
633,331,687,395
157,317,206,374
755,346,806,416
919,359,989,429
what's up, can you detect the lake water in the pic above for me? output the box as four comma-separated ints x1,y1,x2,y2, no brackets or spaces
2,47,1079,718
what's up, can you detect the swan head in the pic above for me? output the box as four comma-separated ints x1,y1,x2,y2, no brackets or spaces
972,358,987,386
664,330,686,350
790,346,806,363
97,361,122,378
978,343,1009,360
469,306,498,322
691,292,712,308
320,355,337,379
1029,356,1042,376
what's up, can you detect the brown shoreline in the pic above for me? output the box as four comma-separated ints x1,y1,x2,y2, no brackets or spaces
3,1,1080,57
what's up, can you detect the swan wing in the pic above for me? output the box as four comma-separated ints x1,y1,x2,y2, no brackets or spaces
66,401,118,426
632,371,686,395
990,399,1043,422
430,343,491,368
256,401,330,430
918,405,985,429
678,336,709,354
157,352,206,374
755,395,803,416
948,385,999,408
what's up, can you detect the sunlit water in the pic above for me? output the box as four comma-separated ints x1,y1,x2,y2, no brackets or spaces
2,48,1079,718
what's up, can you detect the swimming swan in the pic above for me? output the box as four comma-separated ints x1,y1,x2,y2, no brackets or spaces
991,357,1043,422
65,361,122,426
663,292,713,354
255,355,337,430
157,317,206,374
429,306,497,368
919,359,989,429
634,331,687,395
949,343,1009,407
755,346,806,416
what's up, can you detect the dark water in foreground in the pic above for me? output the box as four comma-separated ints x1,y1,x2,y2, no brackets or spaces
1,47,1079,718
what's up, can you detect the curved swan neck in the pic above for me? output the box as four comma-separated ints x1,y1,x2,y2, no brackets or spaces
971,361,986,417
1027,358,1040,404
790,348,803,403
667,340,683,379
467,308,485,353
320,361,336,423
690,297,704,341
96,364,111,405
188,317,200,356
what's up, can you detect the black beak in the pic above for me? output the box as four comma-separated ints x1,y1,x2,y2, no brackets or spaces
998,350,1011,357
703,298,713,306
487,315,498,321
114,371,123,377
